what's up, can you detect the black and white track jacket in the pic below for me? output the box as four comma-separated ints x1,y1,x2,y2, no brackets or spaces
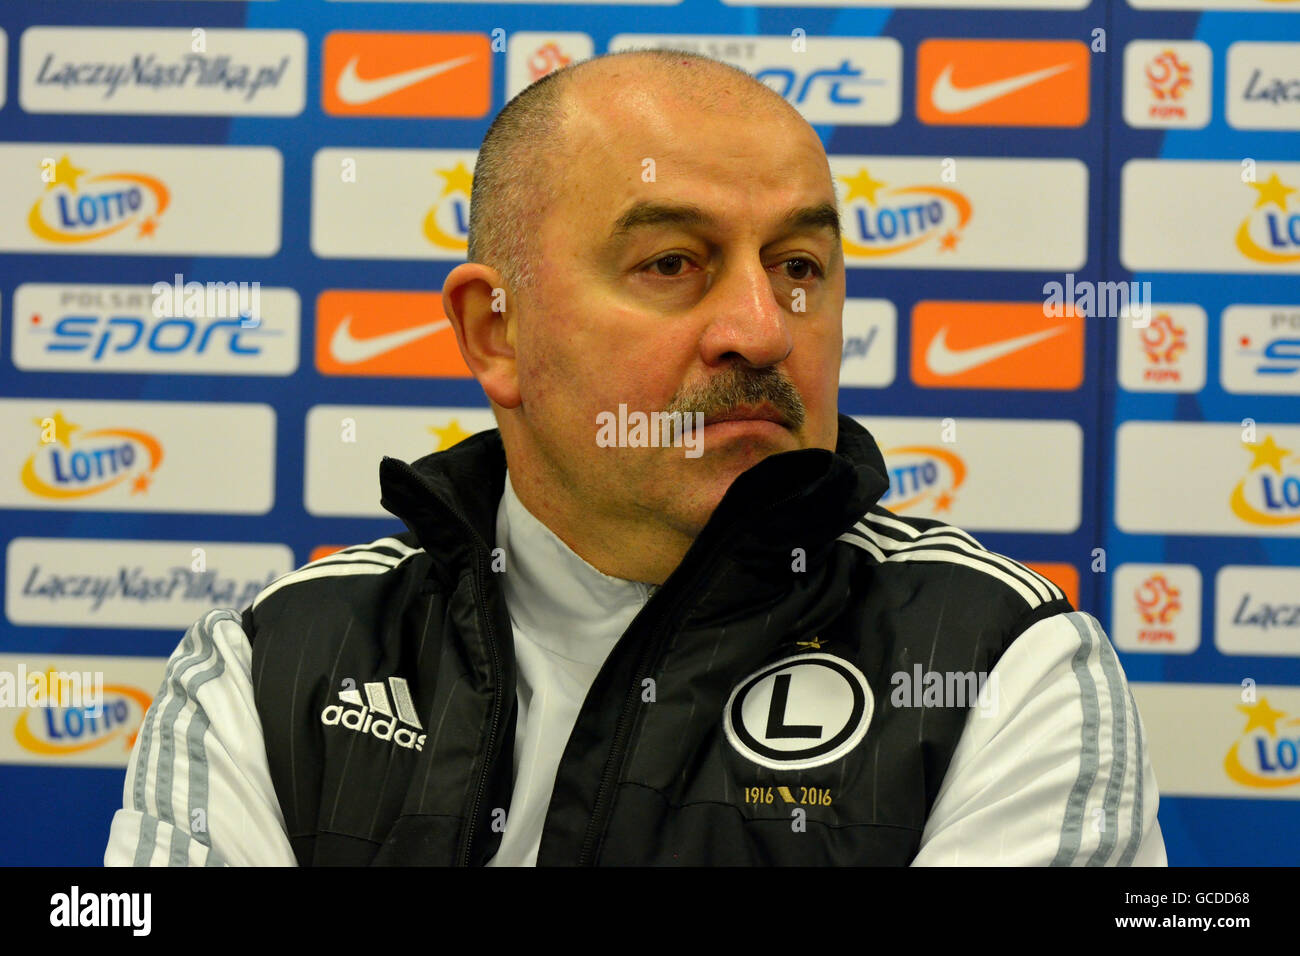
105,414,1165,866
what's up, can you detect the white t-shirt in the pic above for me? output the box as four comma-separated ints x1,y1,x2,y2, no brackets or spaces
105,475,1166,866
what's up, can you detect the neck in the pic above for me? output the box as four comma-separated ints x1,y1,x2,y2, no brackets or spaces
505,464,694,587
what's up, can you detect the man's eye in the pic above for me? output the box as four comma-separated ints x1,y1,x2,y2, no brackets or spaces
781,258,822,281
648,254,690,276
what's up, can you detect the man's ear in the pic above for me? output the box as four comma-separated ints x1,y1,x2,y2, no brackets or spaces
441,263,521,409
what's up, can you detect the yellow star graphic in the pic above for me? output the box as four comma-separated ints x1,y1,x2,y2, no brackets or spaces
436,161,474,199
1248,172,1296,211
33,410,79,447
429,419,473,451
840,167,888,205
45,154,87,192
1237,697,1288,736
1245,434,1292,474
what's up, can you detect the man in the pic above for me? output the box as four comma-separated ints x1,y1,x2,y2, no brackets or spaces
105,49,1165,866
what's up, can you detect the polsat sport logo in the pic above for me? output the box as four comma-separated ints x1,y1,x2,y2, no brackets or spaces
21,410,162,501
838,165,970,258
1224,696,1300,791
877,445,965,515
28,154,168,245
13,669,151,758
1237,171,1300,265
423,160,472,254
1231,433,1300,527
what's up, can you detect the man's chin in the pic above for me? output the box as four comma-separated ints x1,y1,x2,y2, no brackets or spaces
691,421,801,469
668,435,795,510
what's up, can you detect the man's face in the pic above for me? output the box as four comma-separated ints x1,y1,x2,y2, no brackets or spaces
512,75,844,539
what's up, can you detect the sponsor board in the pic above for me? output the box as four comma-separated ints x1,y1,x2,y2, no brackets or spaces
1121,160,1300,273
854,416,1082,533
1221,305,1300,394
312,148,475,260
0,399,274,514
1215,566,1300,658
506,32,594,100
1129,683,1300,799
1117,305,1207,393
19,27,306,115
831,156,1087,270
916,39,1089,127
304,405,496,516
0,144,281,256
1116,422,1300,536
0,654,166,768
6,538,292,629
609,34,902,125
839,298,896,389
1111,564,1202,654
12,283,299,375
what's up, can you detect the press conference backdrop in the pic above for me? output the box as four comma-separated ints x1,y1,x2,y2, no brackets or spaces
1,0,1298,866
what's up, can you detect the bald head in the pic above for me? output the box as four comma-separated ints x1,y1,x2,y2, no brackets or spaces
466,50,811,294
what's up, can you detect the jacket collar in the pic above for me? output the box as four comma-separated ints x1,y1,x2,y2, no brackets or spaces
379,413,890,579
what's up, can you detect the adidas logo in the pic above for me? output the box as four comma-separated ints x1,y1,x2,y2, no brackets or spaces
320,676,427,752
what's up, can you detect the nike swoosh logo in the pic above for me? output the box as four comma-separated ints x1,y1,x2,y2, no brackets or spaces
930,61,1074,114
335,54,477,106
329,315,451,364
926,324,1068,376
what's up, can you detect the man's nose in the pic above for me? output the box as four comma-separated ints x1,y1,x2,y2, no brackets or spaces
698,255,794,369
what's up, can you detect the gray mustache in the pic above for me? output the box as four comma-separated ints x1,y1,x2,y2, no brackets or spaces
662,365,807,429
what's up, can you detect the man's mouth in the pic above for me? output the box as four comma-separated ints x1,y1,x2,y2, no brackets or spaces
702,404,790,428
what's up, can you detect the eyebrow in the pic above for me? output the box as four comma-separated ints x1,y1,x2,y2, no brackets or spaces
608,200,842,243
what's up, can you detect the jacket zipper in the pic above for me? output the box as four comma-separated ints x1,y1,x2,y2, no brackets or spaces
457,546,502,866
385,460,504,867
576,487,806,865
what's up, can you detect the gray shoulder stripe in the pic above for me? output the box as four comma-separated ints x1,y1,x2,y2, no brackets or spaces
134,608,237,866
1052,611,1103,866
1085,613,1129,866
132,622,201,865
1117,686,1147,867
170,634,227,865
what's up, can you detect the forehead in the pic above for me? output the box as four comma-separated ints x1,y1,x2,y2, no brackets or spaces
552,76,835,237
